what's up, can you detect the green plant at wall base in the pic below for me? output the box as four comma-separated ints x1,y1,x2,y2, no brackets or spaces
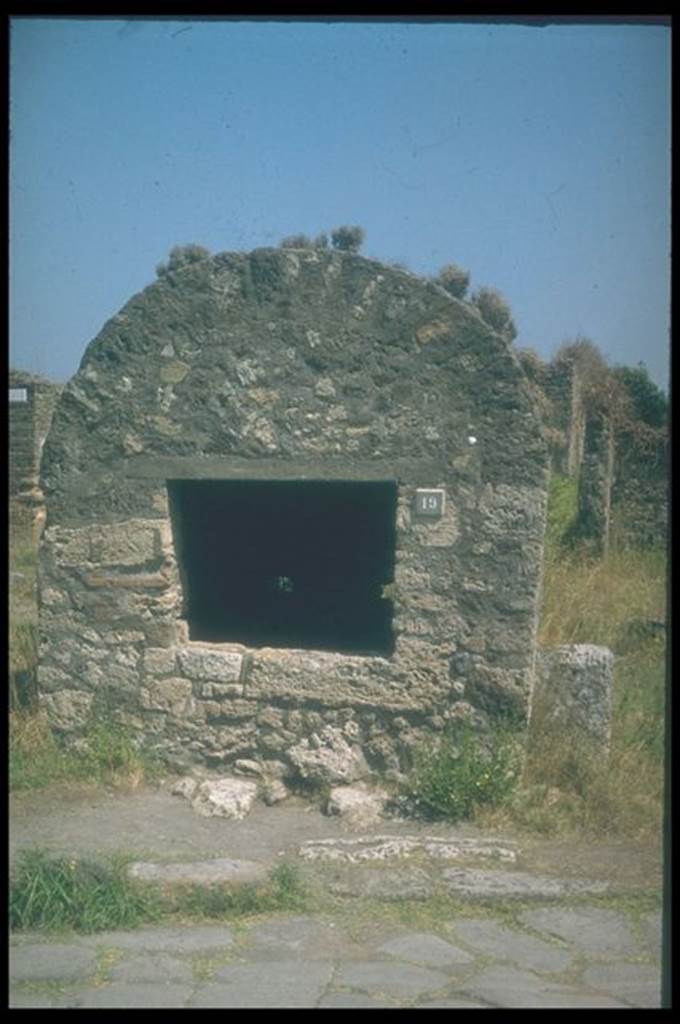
9,712,162,793
407,725,524,822
77,717,160,781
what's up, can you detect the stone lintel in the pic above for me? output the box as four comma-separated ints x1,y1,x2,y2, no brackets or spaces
122,455,445,484
82,572,170,590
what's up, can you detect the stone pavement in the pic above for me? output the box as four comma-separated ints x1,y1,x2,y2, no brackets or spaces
9,906,662,1008
9,786,666,1007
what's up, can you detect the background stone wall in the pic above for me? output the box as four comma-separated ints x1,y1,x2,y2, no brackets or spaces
517,351,667,551
9,371,62,530
610,428,668,548
38,248,549,775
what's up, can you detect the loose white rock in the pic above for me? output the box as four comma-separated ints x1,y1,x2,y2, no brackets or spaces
326,784,388,829
191,777,258,820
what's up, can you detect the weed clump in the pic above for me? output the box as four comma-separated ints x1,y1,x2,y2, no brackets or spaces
9,712,162,793
406,724,524,823
167,861,309,921
9,853,308,934
10,849,161,933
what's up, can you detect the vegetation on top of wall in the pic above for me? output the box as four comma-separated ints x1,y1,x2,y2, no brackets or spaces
278,225,367,253
612,363,668,429
470,286,517,342
330,224,366,252
433,262,470,299
279,232,329,250
156,243,212,277
555,338,668,458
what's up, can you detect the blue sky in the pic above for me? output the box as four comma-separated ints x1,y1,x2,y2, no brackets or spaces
10,18,671,390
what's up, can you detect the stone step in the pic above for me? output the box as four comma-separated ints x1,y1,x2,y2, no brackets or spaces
127,857,268,887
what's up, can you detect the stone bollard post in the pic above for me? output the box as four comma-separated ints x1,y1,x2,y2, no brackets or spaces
533,644,614,752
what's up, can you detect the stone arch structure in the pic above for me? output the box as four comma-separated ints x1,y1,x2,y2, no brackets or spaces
38,248,548,774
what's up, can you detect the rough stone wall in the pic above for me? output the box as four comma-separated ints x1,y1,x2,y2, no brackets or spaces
519,351,668,553
610,428,668,547
38,248,548,775
9,375,34,498
515,355,584,479
575,412,615,555
9,371,62,494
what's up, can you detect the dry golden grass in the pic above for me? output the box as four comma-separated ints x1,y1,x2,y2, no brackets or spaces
503,536,668,840
538,546,667,649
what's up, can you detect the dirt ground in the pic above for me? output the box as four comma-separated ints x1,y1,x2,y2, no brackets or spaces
9,782,663,894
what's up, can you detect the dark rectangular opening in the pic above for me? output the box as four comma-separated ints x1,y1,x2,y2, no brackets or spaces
168,479,397,656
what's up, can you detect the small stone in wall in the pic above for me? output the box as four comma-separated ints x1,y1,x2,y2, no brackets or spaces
177,647,243,683
38,690,93,731
233,758,265,778
288,726,369,785
191,777,259,820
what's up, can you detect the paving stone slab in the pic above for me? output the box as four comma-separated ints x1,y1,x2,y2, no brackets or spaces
318,992,395,1008
442,867,608,899
461,964,629,1009
9,943,98,982
9,993,62,1008
75,983,192,1008
377,932,475,967
449,918,573,972
582,961,661,1007
418,998,491,1008
82,924,236,953
518,907,639,957
200,961,334,1007
10,932,93,948
242,914,361,961
334,961,450,1000
640,910,663,960
327,864,436,900
108,952,194,984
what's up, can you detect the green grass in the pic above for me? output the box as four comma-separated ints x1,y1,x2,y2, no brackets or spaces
9,506,39,709
9,848,162,934
9,851,308,934
165,861,309,922
543,472,579,558
9,710,163,793
406,724,524,823
11,843,658,939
